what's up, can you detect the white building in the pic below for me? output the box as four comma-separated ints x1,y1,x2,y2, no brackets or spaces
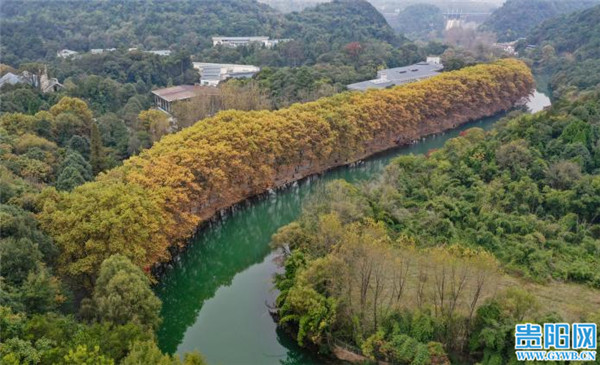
57,49,79,58
426,56,442,65
145,50,172,56
212,36,269,47
90,48,116,54
193,62,260,86
212,36,290,48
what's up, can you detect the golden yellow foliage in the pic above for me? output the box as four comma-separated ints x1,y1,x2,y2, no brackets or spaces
39,60,534,278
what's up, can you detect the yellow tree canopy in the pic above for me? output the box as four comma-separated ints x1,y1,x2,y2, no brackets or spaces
39,59,534,280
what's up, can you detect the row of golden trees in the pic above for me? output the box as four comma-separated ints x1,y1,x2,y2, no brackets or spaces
39,59,534,285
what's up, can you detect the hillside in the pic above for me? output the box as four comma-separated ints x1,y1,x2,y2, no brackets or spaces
284,0,406,47
522,5,600,98
527,4,600,59
0,0,406,67
0,0,284,65
1,0,421,118
386,3,445,41
480,0,600,42
273,90,600,364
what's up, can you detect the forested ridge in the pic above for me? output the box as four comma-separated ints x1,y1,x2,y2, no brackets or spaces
521,4,600,99
480,0,600,42
388,4,445,41
1,0,423,113
272,90,600,364
0,0,281,65
0,0,408,67
37,60,533,288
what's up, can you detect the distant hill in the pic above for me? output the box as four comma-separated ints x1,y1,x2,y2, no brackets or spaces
284,0,408,47
0,0,406,67
480,0,600,42
0,0,284,65
260,0,332,12
385,4,444,41
522,5,600,98
527,4,600,59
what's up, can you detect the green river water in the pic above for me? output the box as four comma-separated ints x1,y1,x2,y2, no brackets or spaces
155,91,551,364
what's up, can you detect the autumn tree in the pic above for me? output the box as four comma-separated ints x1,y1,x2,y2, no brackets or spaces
41,60,534,282
137,109,170,143
38,181,171,289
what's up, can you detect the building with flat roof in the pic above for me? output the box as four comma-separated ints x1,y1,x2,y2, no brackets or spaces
193,62,260,86
212,36,290,48
152,85,218,113
212,36,269,47
347,59,443,91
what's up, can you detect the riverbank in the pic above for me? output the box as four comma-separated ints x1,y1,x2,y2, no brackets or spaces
270,92,600,364
152,98,519,278
155,90,550,364
40,60,535,321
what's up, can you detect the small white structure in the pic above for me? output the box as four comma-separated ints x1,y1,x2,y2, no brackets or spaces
264,38,292,48
193,62,260,86
90,48,116,54
57,49,79,58
145,50,172,56
426,56,442,65
0,72,23,87
212,36,290,48
493,42,517,55
212,36,269,47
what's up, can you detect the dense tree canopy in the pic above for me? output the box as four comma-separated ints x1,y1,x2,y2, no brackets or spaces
92,255,162,331
480,0,600,42
521,5,600,99
272,91,600,364
39,60,534,285
0,0,410,68
0,0,282,65
389,4,445,41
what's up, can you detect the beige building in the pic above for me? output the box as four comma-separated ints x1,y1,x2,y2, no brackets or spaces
151,85,219,113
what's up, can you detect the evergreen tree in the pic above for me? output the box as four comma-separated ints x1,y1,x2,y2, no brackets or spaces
90,122,104,175
55,165,86,191
92,255,162,331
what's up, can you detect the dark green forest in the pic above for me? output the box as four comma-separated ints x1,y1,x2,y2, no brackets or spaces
387,4,445,41
0,0,412,67
0,0,282,65
480,0,600,42
1,0,423,110
273,91,600,364
521,4,600,100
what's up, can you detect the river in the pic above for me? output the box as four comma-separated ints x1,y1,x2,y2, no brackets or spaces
155,91,551,364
